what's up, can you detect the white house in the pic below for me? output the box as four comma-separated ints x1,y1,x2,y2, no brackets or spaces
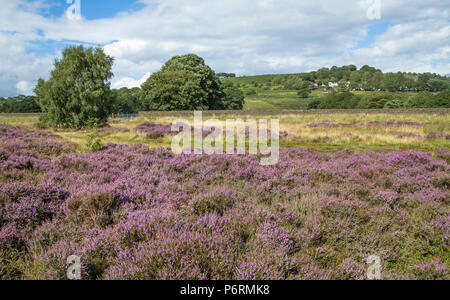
328,82,338,88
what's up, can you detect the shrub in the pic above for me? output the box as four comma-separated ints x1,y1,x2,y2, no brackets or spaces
246,89,257,96
307,100,321,110
317,91,360,109
86,134,104,152
221,81,245,110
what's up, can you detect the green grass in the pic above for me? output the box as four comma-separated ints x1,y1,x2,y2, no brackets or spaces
244,91,310,110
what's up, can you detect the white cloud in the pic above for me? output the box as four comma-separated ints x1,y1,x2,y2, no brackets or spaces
111,72,151,89
104,39,150,58
350,19,450,74
15,80,35,95
0,0,449,96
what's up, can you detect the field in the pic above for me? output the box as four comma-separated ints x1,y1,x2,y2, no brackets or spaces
1,109,448,152
243,91,310,110
0,109,449,280
241,90,420,111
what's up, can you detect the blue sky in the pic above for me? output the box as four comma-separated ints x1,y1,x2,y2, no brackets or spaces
353,22,392,49
39,0,145,20
0,0,449,96
27,0,145,56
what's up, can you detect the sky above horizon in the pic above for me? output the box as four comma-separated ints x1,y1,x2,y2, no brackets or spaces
0,0,449,97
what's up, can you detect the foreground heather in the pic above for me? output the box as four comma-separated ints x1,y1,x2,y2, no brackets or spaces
0,124,448,280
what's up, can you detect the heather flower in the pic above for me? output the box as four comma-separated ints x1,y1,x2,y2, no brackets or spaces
0,124,448,280
426,132,446,139
396,133,423,140
134,122,172,138
367,121,423,127
307,120,355,128
336,258,367,280
0,224,25,250
411,259,448,280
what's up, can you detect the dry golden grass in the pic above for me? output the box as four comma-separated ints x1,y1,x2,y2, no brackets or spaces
0,110,448,152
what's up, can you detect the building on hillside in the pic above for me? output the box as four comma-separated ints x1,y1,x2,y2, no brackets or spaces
328,82,338,88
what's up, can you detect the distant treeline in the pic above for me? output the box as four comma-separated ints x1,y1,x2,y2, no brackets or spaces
230,65,450,92
0,95,41,113
216,72,236,78
0,89,144,114
3,64,449,114
307,90,450,110
59,65,450,114
2,88,449,114
0,83,243,115
3,85,449,115
0,91,143,114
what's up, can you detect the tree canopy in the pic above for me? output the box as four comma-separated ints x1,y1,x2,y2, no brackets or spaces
296,80,312,98
112,87,142,114
141,54,244,111
141,70,210,111
317,91,360,109
0,95,41,113
221,81,245,110
306,90,449,110
35,46,114,128
2,51,447,116
235,65,449,93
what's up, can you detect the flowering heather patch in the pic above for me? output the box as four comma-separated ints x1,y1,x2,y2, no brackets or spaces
135,123,235,140
0,124,449,280
134,122,173,139
307,120,356,128
306,120,425,128
396,133,423,140
426,132,449,140
0,125,73,169
366,121,424,127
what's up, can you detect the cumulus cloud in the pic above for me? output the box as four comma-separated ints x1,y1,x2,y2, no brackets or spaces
0,0,449,96
111,72,151,89
15,80,35,95
351,19,450,73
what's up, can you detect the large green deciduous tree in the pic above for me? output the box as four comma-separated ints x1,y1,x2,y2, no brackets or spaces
112,87,142,114
0,95,41,113
35,46,114,128
161,54,223,109
141,54,244,111
141,70,209,111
